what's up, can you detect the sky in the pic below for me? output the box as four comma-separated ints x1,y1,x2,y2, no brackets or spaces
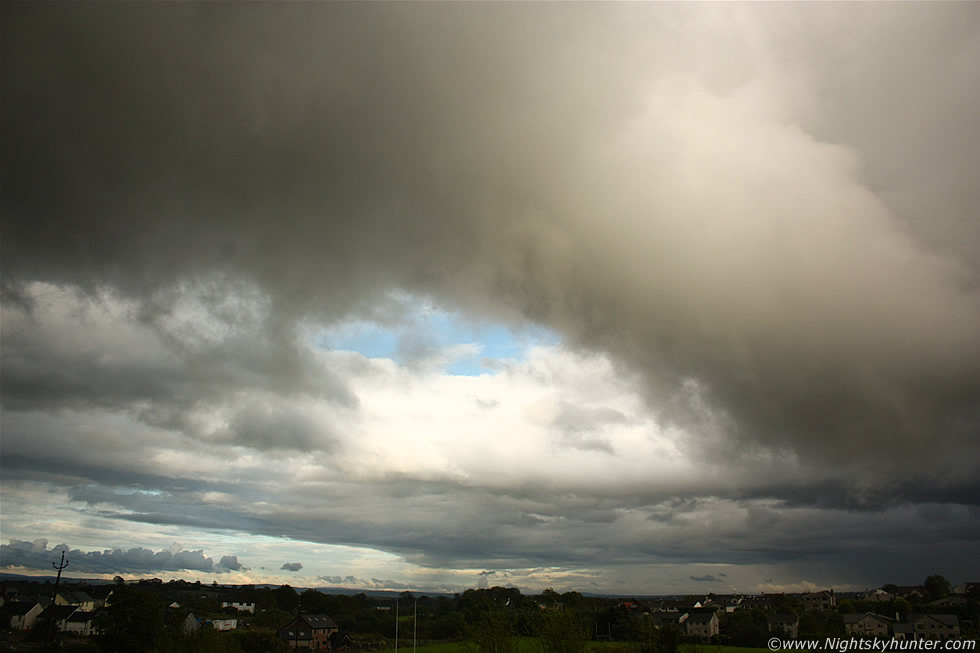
1,2,979,596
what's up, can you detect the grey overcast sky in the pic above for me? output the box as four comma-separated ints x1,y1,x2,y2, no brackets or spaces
2,2,979,594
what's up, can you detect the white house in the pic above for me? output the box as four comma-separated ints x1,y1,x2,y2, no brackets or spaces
56,591,97,611
64,611,99,637
221,600,256,613
182,612,201,635
7,601,44,631
685,612,719,639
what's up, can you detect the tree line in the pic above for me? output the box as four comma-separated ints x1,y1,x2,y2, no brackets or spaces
3,573,975,653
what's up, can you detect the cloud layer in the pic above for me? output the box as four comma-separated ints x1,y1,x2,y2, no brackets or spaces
2,2,978,592
1,539,244,576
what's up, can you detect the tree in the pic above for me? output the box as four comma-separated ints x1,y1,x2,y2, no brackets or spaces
894,598,912,620
632,616,660,653
721,608,768,648
466,607,516,653
299,589,332,614
658,623,680,653
96,585,165,653
538,609,589,653
560,592,585,610
250,606,293,630
270,585,299,612
923,575,951,601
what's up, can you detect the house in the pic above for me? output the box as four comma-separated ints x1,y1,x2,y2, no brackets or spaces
0,587,22,607
864,589,894,602
651,612,687,629
715,596,743,613
768,614,800,638
893,586,924,601
39,604,79,632
56,590,96,611
659,599,690,612
618,599,652,614
210,618,238,631
741,596,772,610
802,590,835,611
910,614,959,641
685,612,719,639
844,613,892,638
929,596,967,608
89,585,115,608
278,613,340,650
6,601,44,631
329,631,353,650
64,610,99,637
182,612,201,635
221,599,256,613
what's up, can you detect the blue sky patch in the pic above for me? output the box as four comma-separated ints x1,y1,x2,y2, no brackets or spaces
315,303,559,375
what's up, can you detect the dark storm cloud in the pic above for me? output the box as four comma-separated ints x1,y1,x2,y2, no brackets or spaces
3,1,977,489
218,556,245,572
734,479,980,512
745,505,781,531
8,436,979,587
2,1,980,589
60,466,962,577
0,539,235,575
281,562,303,572
0,285,357,419
217,402,334,452
0,452,250,502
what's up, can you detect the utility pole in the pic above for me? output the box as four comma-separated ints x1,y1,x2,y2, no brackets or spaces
413,598,417,653
51,549,69,601
394,599,399,653
44,550,69,652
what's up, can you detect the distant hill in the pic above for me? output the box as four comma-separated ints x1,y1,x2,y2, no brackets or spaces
310,586,455,598
0,573,676,599
0,572,113,584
